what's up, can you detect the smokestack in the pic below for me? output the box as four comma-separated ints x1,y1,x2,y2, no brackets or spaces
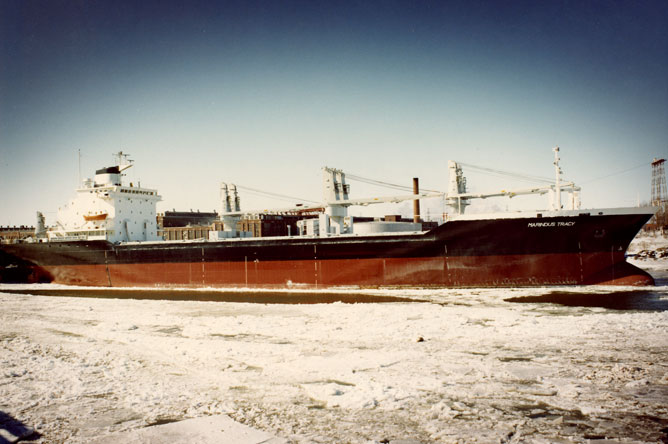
35,212,46,238
413,177,421,224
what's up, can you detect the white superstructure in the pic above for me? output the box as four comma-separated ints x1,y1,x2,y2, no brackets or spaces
48,152,162,243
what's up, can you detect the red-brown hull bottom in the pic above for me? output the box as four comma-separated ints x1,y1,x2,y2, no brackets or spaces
39,252,654,288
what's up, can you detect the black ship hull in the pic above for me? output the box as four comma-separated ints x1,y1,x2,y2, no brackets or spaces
0,211,655,288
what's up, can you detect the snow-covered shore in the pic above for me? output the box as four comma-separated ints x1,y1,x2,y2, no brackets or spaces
1,280,667,443
628,232,668,271
628,232,668,254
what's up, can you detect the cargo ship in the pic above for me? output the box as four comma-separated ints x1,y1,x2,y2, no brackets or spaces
0,149,656,287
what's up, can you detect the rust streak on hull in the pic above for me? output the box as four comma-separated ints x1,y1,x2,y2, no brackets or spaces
40,253,654,288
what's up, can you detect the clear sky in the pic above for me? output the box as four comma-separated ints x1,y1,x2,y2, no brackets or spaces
1,0,667,226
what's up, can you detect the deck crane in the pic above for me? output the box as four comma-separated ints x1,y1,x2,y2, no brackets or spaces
219,148,582,234
446,147,581,214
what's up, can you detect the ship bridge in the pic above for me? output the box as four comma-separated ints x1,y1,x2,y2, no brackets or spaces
48,152,162,243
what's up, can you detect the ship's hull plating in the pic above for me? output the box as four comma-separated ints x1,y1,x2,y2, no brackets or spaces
1,212,655,287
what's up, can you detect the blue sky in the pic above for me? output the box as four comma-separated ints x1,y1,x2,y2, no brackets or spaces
1,0,667,225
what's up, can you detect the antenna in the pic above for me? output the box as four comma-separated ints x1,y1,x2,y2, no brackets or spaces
114,151,134,172
77,149,81,186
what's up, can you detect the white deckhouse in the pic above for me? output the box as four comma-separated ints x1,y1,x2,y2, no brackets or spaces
47,153,162,243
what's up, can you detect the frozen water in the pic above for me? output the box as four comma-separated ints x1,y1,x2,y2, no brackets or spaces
88,414,287,444
1,255,667,443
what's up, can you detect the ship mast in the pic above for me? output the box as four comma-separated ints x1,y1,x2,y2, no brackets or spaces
78,149,81,187
553,146,562,210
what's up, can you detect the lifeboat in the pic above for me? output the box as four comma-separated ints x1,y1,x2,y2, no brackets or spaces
83,213,108,222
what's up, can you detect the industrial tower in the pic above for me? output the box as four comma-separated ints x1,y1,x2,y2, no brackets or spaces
651,158,667,230
651,158,667,206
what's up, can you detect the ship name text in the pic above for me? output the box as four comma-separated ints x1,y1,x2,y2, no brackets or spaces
527,221,576,228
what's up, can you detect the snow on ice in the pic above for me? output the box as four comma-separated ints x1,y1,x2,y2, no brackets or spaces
0,234,667,443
